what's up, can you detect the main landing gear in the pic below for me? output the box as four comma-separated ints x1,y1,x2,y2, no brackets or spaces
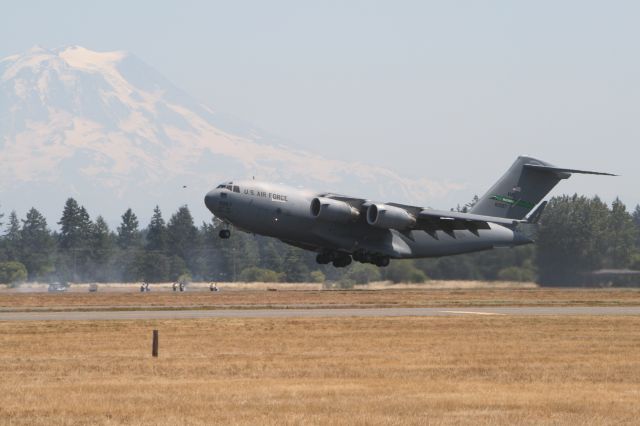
372,256,390,267
219,229,231,239
353,250,389,267
316,250,390,268
332,256,352,268
315,251,352,268
352,250,390,267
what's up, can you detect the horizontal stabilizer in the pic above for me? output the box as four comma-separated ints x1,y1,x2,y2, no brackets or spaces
523,164,617,177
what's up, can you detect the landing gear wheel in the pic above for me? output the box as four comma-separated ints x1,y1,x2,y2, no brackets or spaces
352,250,370,263
374,256,390,267
332,255,352,268
219,229,231,239
316,253,331,264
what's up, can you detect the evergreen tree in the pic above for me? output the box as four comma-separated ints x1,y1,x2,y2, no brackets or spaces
113,249,142,283
282,246,309,282
146,206,167,252
211,225,259,281
4,211,21,261
166,205,198,264
20,208,55,280
536,195,610,285
58,198,91,250
606,198,636,268
89,216,115,281
139,252,170,282
457,195,480,213
113,209,141,282
383,259,427,283
194,221,226,281
57,199,93,281
140,206,169,281
117,208,140,249
78,207,92,236
0,206,4,262
0,261,27,284
258,238,284,272
343,263,381,284
233,230,260,281
416,255,482,280
633,205,640,227
168,255,189,280
632,205,640,248
0,205,4,263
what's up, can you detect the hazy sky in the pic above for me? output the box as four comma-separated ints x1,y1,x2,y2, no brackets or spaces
2,1,639,209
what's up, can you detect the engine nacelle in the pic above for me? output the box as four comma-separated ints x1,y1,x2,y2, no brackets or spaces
310,197,360,223
367,204,416,230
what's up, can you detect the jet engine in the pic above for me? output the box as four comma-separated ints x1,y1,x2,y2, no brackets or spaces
310,197,360,223
366,204,416,230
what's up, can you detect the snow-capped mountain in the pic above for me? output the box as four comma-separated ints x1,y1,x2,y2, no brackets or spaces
0,46,460,226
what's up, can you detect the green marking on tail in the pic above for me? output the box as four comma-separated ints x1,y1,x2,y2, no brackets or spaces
490,195,535,210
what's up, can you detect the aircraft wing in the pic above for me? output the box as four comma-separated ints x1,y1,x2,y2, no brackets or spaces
414,207,521,226
387,203,522,237
320,193,526,237
319,193,370,209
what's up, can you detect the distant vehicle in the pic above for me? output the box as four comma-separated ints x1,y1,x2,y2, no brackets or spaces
88,284,98,292
205,156,614,268
47,282,68,292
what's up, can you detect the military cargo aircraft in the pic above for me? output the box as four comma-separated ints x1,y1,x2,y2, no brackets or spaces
204,156,613,268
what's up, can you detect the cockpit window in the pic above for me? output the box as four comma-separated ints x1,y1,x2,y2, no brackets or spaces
217,182,236,191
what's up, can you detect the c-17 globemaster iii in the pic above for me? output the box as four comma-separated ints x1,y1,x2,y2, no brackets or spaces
204,156,613,268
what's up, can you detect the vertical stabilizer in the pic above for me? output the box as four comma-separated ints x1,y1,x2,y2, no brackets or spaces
470,156,614,220
470,156,568,220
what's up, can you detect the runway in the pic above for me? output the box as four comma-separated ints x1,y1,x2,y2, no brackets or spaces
1,306,640,321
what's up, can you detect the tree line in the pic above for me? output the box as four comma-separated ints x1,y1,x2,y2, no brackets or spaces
0,195,639,286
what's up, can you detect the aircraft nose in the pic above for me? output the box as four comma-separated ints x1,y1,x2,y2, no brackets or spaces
204,189,217,212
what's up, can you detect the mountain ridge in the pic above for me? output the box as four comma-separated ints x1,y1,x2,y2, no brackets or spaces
0,45,461,227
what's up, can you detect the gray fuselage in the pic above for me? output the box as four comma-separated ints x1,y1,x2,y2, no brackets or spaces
204,180,531,260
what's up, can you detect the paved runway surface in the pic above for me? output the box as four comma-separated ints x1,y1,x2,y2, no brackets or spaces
1,306,640,321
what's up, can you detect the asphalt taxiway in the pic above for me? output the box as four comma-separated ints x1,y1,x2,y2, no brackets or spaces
1,306,640,321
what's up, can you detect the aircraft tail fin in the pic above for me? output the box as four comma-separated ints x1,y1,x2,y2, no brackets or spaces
470,156,615,220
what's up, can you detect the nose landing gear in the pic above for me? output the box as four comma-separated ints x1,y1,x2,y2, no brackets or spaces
219,229,231,239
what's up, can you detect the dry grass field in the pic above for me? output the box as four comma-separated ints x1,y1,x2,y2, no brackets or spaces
1,286,640,312
0,316,639,425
